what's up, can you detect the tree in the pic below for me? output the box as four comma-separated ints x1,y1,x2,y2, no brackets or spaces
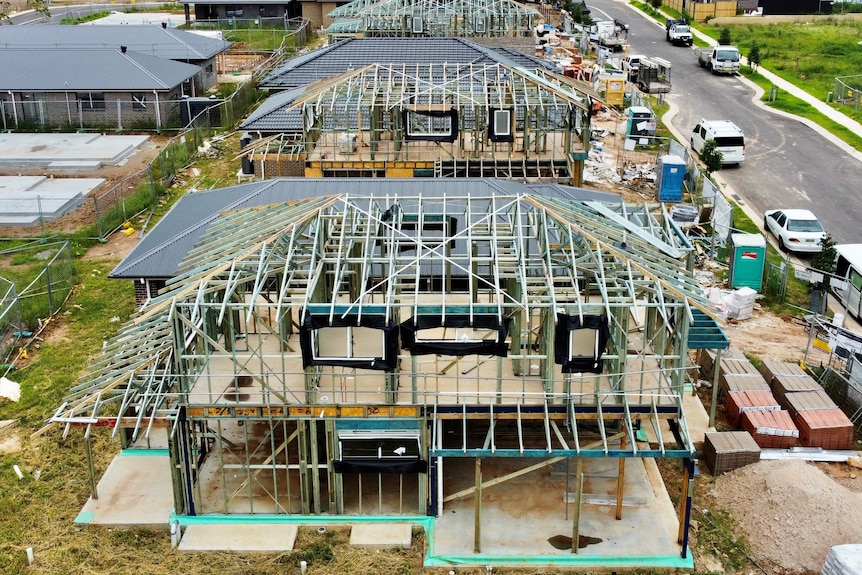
649,0,663,10
719,26,732,45
809,235,837,314
1,0,50,22
811,235,837,278
748,40,762,71
701,140,724,176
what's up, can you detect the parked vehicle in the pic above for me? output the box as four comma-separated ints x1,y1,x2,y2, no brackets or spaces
763,209,826,253
623,54,646,82
697,45,741,74
665,18,693,46
636,57,671,94
588,19,628,52
833,244,862,319
690,119,745,165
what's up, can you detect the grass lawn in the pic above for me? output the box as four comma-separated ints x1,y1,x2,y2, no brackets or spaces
698,16,862,126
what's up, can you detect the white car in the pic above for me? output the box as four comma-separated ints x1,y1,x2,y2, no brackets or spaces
763,209,827,253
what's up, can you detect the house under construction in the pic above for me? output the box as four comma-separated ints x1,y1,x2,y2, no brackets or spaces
49,179,728,569
243,38,599,185
325,0,540,41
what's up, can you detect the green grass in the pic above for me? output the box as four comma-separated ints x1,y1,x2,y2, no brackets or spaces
740,67,862,151
700,19,862,102
60,10,109,24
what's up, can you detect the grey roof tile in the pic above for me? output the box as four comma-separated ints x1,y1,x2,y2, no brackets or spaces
240,87,304,132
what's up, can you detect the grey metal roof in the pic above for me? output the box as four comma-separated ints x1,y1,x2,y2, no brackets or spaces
260,37,555,89
240,87,304,132
110,178,621,280
0,48,201,91
0,25,231,60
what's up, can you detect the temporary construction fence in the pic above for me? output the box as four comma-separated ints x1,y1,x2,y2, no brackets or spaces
190,17,310,52
833,75,862,114
0,240,74,372
0,275,22,372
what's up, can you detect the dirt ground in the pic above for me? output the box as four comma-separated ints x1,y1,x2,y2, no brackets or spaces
710,459,862,573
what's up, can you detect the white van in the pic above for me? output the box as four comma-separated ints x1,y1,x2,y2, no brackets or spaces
690,119,745,165
833,244,862,319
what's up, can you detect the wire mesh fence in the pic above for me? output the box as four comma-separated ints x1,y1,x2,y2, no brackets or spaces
833,75,862,113
0,240,74,373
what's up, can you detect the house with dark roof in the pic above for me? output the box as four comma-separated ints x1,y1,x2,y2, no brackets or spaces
240,37,600,184
0,47,202,130
0,25,231,93
179,0,302,25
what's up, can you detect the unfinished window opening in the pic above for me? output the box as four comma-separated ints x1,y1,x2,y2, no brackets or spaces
300,313,398,370
488,108,514,142
334,431,426,474
313,326,385,361
403,109,458,142
400,313,511,357
554,313,611,373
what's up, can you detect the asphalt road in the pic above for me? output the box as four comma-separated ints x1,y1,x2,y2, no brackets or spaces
5,3,165,24
588,0,862,245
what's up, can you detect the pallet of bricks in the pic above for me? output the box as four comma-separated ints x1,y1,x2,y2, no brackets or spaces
703,431,761,475
696,347,770,402
698,347,784,430
761,360,855,450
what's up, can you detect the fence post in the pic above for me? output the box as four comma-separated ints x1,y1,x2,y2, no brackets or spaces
94,195,103,239
45,262,54,315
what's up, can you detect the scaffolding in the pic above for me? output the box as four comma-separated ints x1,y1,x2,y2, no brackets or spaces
326,0,540,40
47,190,726,561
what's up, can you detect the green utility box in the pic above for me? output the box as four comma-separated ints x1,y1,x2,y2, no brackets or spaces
728,233,766,291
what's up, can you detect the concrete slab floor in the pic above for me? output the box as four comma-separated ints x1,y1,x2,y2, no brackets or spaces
0,176,106,225
349,523,413,549
178,524,298,552
0,133,149,167
75,450,173,528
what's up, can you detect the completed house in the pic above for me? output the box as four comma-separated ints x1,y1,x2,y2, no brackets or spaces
0,25,231,94
0,48,202,130
180,0,302,24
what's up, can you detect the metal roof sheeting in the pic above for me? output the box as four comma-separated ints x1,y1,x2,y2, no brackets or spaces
0,25,231,60
0,48,201,91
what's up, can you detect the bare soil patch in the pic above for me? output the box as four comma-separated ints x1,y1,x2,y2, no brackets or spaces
710,459,862,573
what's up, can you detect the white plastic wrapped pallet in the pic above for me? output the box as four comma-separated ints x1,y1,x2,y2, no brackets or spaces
822,544,862,575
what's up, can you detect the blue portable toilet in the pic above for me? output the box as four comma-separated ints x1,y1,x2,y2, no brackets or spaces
655,154,686,202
